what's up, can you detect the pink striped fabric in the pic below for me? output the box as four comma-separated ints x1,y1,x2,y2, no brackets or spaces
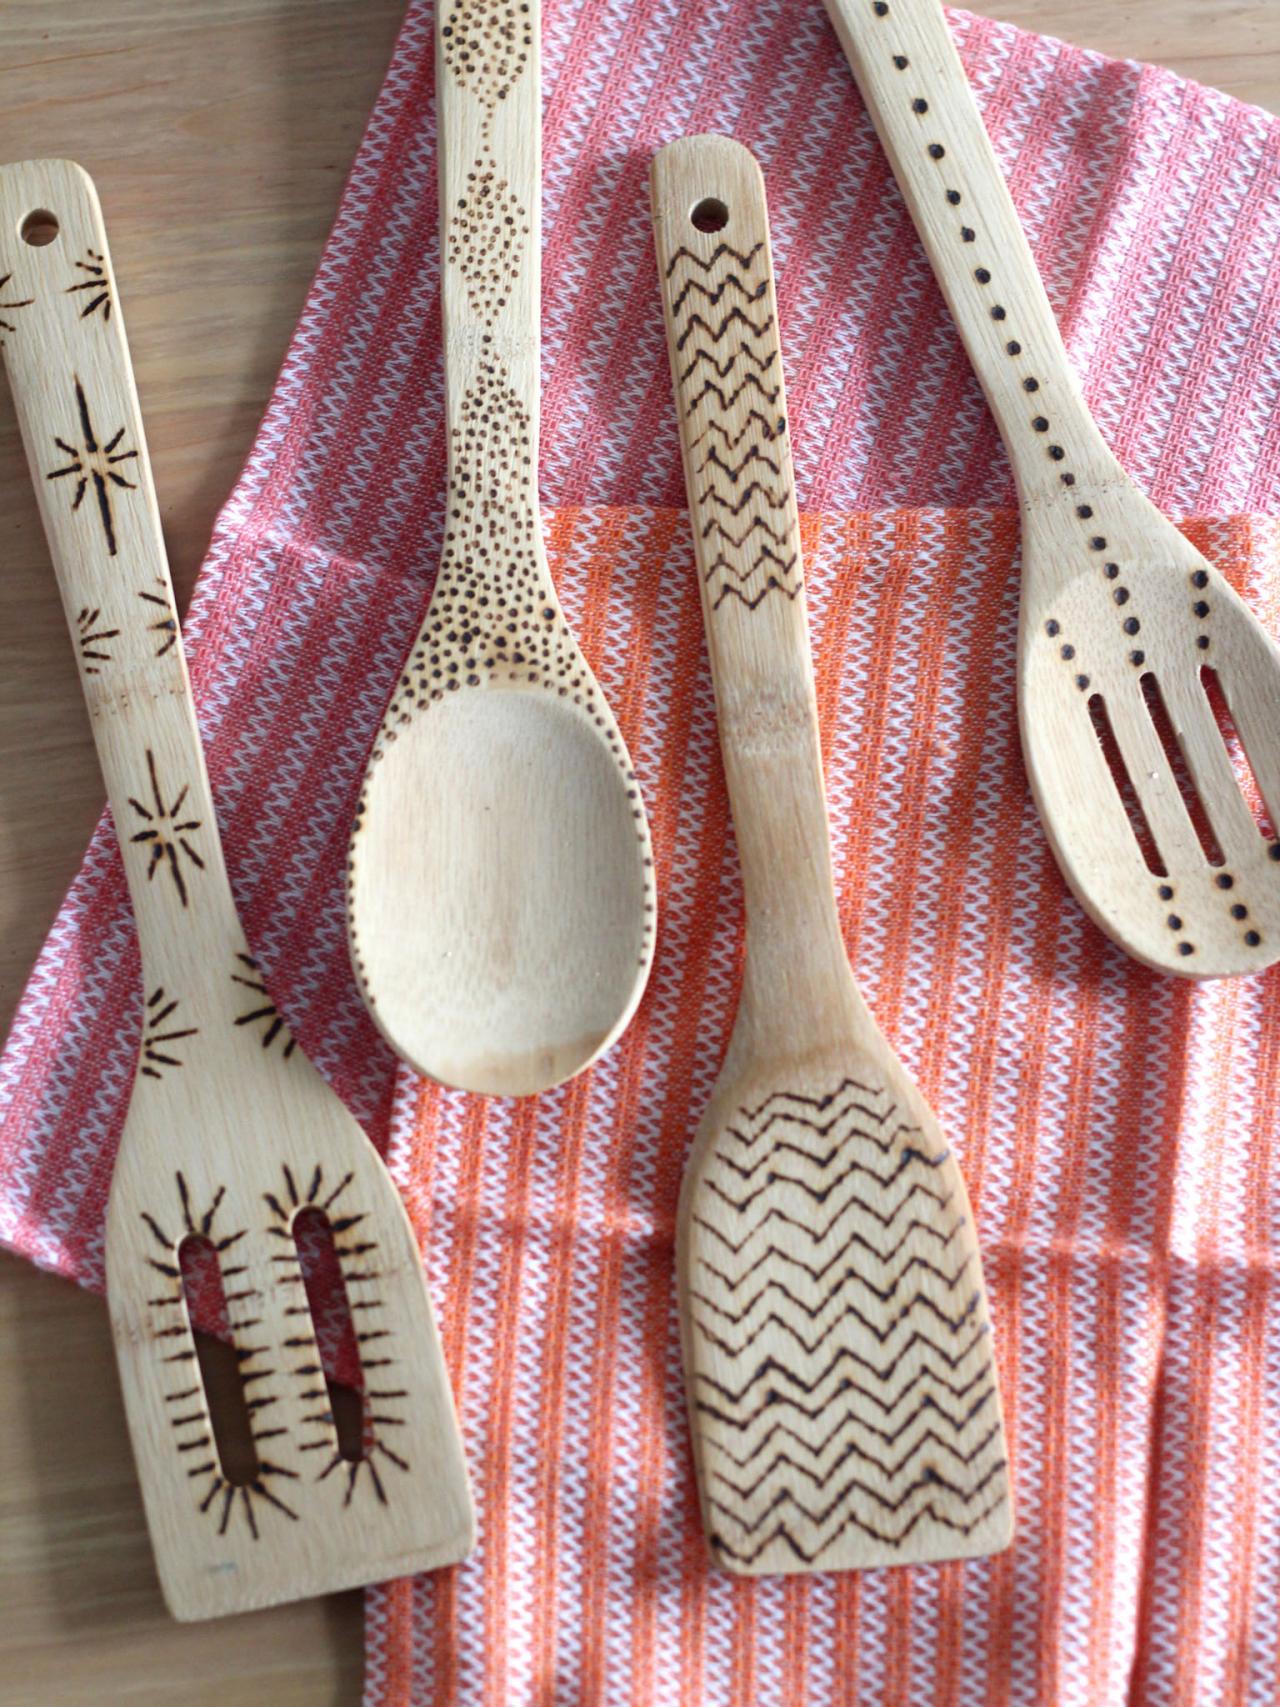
3,4,1280,1701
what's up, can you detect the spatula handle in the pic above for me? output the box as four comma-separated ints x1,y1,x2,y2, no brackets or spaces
822,0,1119,501
652,137,856,1028
0,159,236,980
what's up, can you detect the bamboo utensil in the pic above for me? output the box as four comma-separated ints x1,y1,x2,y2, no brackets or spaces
652,135,1011,1575
822,0,1280,979
0,158,473,1621
345,0,657,1096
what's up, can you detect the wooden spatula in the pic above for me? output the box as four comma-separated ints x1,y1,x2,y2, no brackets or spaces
652,135,1011,1575
345,0,657,1096
0,158,473,1621
822,0,1280,978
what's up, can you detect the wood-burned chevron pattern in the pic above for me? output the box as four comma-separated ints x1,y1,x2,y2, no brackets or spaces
663,236,800,613
689,1074,1010,1573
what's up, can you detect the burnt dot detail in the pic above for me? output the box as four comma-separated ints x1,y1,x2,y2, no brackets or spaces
1231,905,1248,920
1105,563,1120,580
975,267,991,283
991,305,1007,320
928,144,946,159
1049,445,1065,460
1167,915,1183,930
1217,874,1235,890
961,227,976,242
1033,417,1049,432
1076,504,1092,518
1193,600,1209,618
1192,570,1209,589
1046,619,1061,636
1090,537,1107,551
440,0,534,109
1006,340,1021,355
1025,378,1041,393
1114,588,1130,605
1179,942,1195,957
1075,674,1090,690
913,98,928,113
448,156,530,324
1123,618,1140,635
1158,885,1174,900
1197,635,1211,650
1130,650,1145,665
1246,931,1262,947
1061,473,1076,486
894,54,909,68
1272,844,1280,861
1061,643,1075,660
946,189,961,205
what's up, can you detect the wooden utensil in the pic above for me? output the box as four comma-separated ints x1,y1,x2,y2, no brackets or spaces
345,0,657,1097
822,0,1280,979
652,135,1011,1575
0,158,474,1621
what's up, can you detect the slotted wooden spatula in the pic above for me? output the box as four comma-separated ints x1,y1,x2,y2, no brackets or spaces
823,0,1280,978
652,135,1011,1575
0,158,473,1620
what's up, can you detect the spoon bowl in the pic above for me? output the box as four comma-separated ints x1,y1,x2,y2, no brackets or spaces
349,683,653,1096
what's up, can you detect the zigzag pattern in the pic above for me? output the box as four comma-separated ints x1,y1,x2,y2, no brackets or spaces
670,271,768,317
687,1074,1008,1570
664,229,801,612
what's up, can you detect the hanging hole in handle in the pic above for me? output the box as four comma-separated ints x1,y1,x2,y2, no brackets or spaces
690,197,729,234
20,208,59,246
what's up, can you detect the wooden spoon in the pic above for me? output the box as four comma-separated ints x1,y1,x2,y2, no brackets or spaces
823,0,1280,978
652,135,1011,1575
346,0,657,1096
0,158,473,1620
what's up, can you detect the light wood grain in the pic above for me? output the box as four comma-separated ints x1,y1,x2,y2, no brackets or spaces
346,0,658,1097
0,0,1275,1698
823,0,1280,977
0,156,474,1620
652,135,1010,1574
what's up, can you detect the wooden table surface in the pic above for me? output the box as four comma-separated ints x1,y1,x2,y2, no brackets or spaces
0,1,1275,1702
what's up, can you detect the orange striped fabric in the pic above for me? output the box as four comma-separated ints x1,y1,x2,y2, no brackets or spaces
362,506,1280,1706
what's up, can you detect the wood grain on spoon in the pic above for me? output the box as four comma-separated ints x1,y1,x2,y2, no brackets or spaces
652,135,1011,1575
346,0,656,1096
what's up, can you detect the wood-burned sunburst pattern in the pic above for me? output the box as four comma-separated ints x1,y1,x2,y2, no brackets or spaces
664,235,800,612
142,1171,299,1540
265,1164,411,1507
687,1075,1010,1573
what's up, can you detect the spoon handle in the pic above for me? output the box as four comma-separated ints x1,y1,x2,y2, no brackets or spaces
437,0,541,464
822,0,1119,502
0,159,238,982
651,136,860,1036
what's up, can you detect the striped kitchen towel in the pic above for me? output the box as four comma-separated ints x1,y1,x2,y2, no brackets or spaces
4,3,1280,1702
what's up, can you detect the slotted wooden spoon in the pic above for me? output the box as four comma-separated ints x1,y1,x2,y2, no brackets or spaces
824,0,1280,978
0,158,473,1620
345,0,657,1095
652,135,1011,1575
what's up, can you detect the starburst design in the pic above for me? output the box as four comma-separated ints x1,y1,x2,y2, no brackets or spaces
143,1172,299,1540
46,376,138,555
0,272,32,343
65,248,111,321
76,606,119,674
139,986,199,1079
231,954,296,1058
128,748,205,907
138,582,177,656
265,1165,409,1506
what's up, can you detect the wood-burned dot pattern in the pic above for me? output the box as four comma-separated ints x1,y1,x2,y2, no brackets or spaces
440,0,533,111
448,154,530,325
368,360,620,766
